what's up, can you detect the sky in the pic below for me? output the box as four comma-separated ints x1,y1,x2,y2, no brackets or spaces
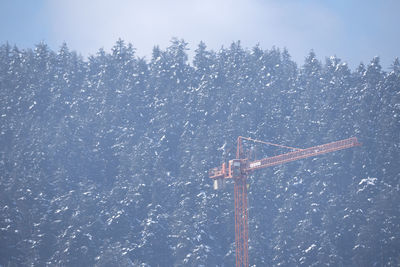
1,0,399,69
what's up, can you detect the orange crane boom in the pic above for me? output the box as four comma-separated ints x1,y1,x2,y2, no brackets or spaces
209,136,361,267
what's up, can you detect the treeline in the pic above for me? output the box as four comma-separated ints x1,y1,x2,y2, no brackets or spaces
0,39,399,266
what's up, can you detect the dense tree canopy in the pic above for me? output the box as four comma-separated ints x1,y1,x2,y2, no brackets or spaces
0,39,399,266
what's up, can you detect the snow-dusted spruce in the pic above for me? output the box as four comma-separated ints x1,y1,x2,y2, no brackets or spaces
0,40,399,266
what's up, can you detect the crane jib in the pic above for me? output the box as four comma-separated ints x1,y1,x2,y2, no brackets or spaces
246,137,361,172
249,161,261,168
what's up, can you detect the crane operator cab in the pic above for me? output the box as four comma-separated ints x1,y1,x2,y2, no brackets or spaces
229,159,243,179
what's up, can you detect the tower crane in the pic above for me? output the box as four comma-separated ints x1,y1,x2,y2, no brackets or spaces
209,136,361,267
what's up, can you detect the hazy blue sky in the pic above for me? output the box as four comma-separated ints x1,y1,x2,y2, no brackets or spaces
1,0,399,69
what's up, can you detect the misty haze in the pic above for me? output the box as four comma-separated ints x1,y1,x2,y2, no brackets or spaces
1,1,399,266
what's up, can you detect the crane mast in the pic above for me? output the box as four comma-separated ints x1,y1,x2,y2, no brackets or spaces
209,136,361,267
234,136,248,267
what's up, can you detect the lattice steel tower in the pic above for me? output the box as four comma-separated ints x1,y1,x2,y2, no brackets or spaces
209,136,361,267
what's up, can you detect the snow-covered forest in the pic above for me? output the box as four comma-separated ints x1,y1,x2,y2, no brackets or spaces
0,39,399,266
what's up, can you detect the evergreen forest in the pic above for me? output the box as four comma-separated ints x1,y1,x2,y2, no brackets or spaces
0,39,399,266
